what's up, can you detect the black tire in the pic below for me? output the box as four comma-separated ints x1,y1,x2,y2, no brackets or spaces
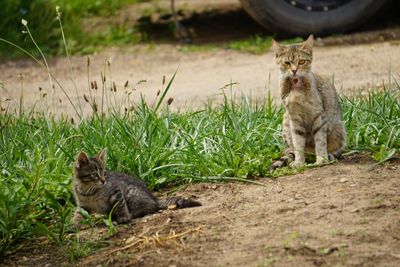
240,0,390,36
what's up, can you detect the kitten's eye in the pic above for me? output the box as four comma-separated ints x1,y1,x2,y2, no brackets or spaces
284,61,291,65
298,59,306,65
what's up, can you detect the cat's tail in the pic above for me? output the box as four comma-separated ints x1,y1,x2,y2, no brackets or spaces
158,197,201,210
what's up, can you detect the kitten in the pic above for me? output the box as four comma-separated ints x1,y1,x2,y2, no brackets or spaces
72,150,201,224
270,35,346,169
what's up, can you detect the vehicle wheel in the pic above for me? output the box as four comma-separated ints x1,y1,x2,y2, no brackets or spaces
240,0,390,36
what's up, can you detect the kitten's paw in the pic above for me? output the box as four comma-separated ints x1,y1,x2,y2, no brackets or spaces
116,216,131,224
289,161,305,168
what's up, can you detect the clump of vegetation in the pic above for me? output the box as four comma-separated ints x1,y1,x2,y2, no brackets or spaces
0,0,60,57
0,0,148,58
225,36,304,54
227,35,273,54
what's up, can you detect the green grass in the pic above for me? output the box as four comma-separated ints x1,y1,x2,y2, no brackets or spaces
0,0,148,58
342,87,400,154
176,36,302,55
1,81,400,256
225,36,304,54
227,35,273,54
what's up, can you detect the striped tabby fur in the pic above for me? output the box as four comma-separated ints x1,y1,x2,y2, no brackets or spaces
72,150,201,224
271,35,346,169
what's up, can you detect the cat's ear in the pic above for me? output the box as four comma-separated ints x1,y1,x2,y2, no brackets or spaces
301,34,314,53
272,39,285,57
96,149,106,163
76,152,89,168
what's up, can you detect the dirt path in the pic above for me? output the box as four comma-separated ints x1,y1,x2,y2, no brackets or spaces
1,40,400,115
2,156,400,266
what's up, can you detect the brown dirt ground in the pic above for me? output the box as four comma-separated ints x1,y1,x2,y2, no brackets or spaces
1,1,400,266
2,155,400,267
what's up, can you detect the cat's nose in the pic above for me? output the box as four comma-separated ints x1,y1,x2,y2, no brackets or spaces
292,69,297,75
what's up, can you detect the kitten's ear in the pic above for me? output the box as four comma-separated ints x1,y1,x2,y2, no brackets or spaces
272,39,285,57
76,152,89,168
301,34,314,53
96,149,106,163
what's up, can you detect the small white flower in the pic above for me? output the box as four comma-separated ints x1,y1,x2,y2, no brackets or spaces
21,19,28,26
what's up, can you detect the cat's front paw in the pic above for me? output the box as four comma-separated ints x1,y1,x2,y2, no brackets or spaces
316,156,330,165
289,161,305,168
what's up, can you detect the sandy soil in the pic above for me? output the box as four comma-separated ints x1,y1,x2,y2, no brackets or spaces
1,1,400,266
1,1,400,116
1,40,400,116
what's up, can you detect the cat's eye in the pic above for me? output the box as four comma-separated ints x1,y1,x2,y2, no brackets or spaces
284,61,291,65
298,59,306,65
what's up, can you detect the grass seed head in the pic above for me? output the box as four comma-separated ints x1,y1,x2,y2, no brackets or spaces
56,6,61,18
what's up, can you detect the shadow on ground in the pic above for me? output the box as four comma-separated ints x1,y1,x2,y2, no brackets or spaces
136,1,400,45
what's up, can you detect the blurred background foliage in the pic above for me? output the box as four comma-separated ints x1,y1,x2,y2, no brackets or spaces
0,0,147,58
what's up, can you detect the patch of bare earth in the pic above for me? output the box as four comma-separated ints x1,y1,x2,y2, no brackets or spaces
2,156,399,267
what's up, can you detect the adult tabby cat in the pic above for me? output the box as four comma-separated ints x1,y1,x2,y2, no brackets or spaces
72,150,201,224
271,35,346,169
